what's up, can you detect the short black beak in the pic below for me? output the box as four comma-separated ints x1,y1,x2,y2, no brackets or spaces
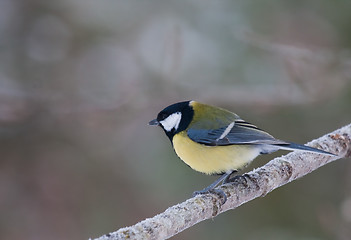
148,119,159,126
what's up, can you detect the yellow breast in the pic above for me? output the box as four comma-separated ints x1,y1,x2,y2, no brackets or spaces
172,131,261,175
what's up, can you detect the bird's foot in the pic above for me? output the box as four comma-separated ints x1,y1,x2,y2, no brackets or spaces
224,173,249,185
193,188,227,204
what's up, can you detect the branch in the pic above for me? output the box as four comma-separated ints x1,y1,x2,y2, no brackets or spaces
93,124,351,240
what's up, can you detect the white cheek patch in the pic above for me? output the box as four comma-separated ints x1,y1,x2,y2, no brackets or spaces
160,112,182,132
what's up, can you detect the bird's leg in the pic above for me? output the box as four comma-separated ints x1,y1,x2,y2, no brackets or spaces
192,170,237,204
193,173,229,195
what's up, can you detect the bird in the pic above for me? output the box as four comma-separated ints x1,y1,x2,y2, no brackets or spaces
149,100,334,200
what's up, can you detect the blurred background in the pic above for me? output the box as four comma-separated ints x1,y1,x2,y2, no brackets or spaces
0,0,350,239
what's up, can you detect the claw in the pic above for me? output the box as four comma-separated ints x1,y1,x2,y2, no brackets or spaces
191,170,239,205
224,174,248,185
209,189,227,204
193,188,227,204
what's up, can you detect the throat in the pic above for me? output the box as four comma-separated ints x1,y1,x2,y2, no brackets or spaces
165,130,175,143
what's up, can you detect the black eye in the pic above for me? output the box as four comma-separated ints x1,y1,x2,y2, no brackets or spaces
158,112,169,121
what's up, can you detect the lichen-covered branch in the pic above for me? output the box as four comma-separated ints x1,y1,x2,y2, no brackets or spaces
93,124,351,240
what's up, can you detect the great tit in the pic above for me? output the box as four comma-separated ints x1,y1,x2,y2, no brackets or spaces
149,100,334,198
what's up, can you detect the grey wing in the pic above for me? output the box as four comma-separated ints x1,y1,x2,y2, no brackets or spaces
187,120,287,146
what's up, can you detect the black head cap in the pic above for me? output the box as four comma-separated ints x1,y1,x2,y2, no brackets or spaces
149,101,194,141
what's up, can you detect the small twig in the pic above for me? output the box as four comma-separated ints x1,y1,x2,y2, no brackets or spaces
93,124,351,240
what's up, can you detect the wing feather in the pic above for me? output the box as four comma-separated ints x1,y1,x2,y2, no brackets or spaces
187,119,287,146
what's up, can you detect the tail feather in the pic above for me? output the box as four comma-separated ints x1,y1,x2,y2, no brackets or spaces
277,142,336,156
